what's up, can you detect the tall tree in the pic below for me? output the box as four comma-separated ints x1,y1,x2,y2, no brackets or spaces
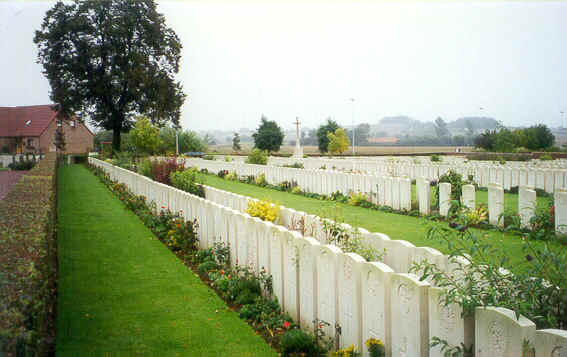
316,118,339,153
434,117,450,138
327,128,350,154
232,132,242,152
34,0,186,152
252,115,284,152
129,116,161,155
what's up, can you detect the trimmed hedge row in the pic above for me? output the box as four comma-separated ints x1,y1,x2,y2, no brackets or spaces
0,153,58,355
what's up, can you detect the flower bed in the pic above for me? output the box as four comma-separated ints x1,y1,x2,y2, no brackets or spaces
0,153,58,354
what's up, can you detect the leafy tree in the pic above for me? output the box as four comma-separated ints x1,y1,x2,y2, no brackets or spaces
327,128,350,154
434,117,450,139
129,116,161,155
523,124,555,150
252,115,284,152
345,123,370,146
316,119,339,153
232,132,242,151
34,0,186,152
157,127,206,154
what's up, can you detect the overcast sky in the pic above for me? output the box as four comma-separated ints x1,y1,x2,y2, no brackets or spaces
1,1,567,132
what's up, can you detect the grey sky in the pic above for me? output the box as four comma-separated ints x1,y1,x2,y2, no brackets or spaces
1,1,567,133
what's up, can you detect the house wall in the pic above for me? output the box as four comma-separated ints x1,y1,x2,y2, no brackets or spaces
39,119,94,154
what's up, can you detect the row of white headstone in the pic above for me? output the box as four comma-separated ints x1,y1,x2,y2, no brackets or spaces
232,155,567,192
91,158,566,356
182,158,567,234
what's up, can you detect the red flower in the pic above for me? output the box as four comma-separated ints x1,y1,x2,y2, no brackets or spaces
221,269,225,276
176,224,181,228
283,321,291,329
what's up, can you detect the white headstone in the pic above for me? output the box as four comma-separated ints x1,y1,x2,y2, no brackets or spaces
282,230,300,321
475,307,536,357
555,189,567,235
390,273,430,357
519,187,536,228
535,329,567,357
488,184,504,226
296,236,321,331
338,252,366,350
439,182,451,217
361,261,394,357
462,184,475,210
316,244,342,339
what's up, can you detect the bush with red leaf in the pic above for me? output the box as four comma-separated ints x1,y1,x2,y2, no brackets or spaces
150,158,185,185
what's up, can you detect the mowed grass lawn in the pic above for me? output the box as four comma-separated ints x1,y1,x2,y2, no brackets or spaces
202,174,555,270
57,165,275,355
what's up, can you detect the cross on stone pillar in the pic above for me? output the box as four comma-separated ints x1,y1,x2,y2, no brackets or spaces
292,117,303,158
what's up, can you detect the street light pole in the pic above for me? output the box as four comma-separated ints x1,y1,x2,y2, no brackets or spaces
175,129,179,156
350,98,355,156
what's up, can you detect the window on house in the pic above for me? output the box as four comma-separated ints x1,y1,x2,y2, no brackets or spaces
27,138,34,147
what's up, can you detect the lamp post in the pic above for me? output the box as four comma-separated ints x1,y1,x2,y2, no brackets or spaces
175,128,179,156
350,98,355,156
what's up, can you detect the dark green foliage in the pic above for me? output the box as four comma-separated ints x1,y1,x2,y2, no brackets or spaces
34,0,186,152
232,132,242,151
280,329,318,355
0,154,58,354
474,125,555,152
252,116,284,152
171,168,205,197
8,159,36,170
316,119,339,153
246,148,268,165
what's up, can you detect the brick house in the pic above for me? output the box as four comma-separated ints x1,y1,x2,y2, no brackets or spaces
0,104,94,154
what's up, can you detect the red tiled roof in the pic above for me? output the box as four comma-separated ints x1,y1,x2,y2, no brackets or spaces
0,104,59,137
368,136,399,144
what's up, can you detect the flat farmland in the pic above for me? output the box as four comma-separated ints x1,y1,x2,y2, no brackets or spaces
208,144,473,156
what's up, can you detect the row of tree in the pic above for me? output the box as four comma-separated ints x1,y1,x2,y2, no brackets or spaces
474,124,555,152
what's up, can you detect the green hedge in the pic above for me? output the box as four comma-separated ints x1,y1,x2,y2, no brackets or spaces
0,153,58,354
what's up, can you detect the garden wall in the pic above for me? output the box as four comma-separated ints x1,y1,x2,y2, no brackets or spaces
90,158,567,356
0,153,58,354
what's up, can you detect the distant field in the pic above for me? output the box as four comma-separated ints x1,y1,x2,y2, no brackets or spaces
208,144,473,156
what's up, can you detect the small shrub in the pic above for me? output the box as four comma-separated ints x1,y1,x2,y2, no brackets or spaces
217,169,229,178
334,345,361,357
225,172,238,181
255,173,268,186
291,186,302,195
150,158,185,185
170,168,205,197
366,338,385,357
202,154,215,160
8,159,35,170
246,148,268,165
348,192,368,207
280,329,318,355
539,154,553,161
430,154,442,162
246,200,280,222
197,260,219,277
282,162,304,169
224,156,232,162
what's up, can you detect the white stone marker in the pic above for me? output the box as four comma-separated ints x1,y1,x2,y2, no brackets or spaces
429,287,474,357
390,273,430,357
475,307,536,357
519,187,536,228
488,184,504,226
296,236,321,331
338,252,366,350
392,178,401,210
282,230,300,321
258,221,274,276
384,177,393,208
361,261,394,357
535,329,567,357
270,226,286,307
439,182,451,217
462,184,475,210
555,189,567,235
316,244,342,339
382,239,416,273
400,177,412,211
418,178,431,215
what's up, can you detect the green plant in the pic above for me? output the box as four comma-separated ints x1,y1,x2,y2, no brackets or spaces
366,338,386,357
334,345,361,357
430,337,473,357
255,173,268,186
225,172,238,181
347,192,369,207
224,156,232,162
431,154,442,162
282,162,304,169
280,329,318,355
246,148,268,165
291,186,302,195
411,201,567,330
539,154,553,161
170,168,205,197
203,154,215,160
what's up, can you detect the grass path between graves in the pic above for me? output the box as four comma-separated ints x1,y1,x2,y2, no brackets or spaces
201,174,555,270
56,165,275,355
